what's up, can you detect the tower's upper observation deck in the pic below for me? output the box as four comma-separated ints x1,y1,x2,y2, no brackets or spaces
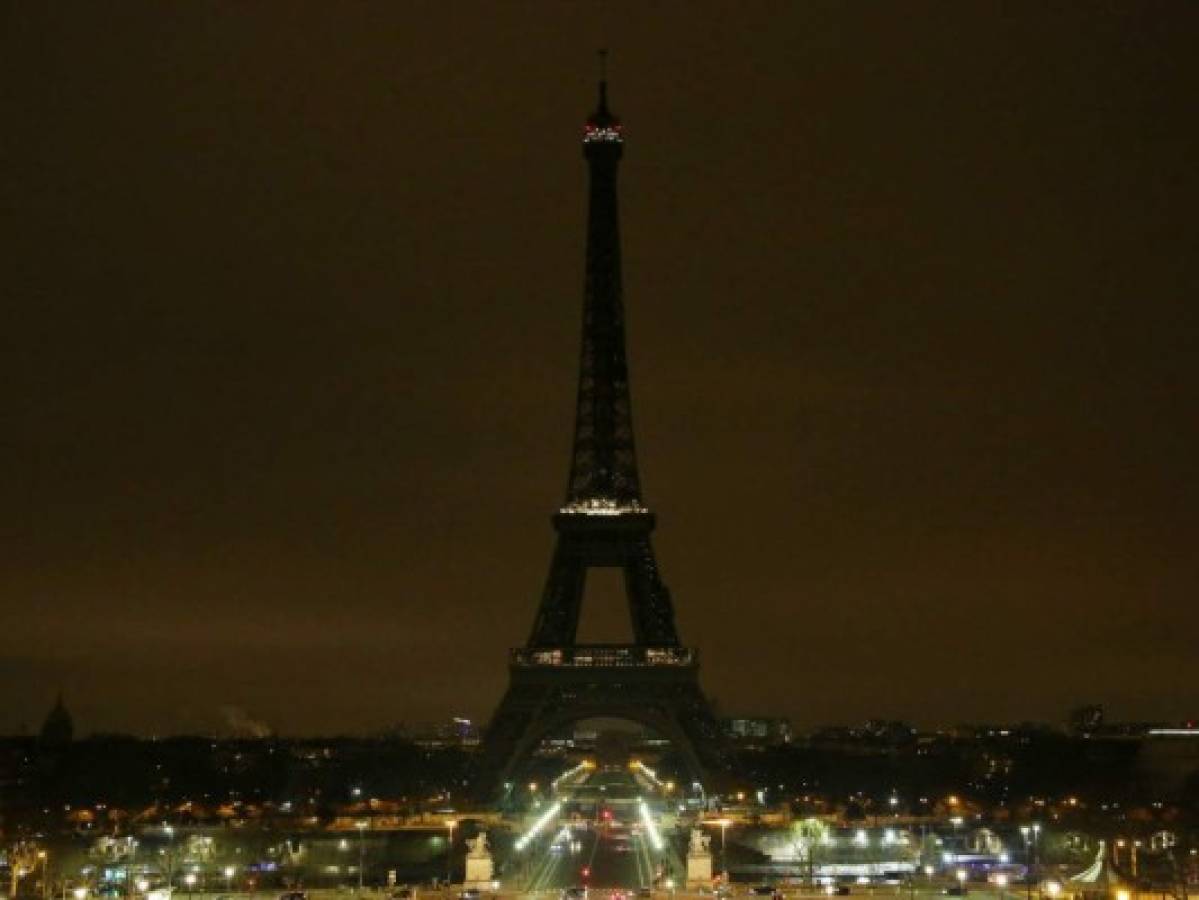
583,81,624,146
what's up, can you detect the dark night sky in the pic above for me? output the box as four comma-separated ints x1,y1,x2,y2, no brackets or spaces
3,3,1197,737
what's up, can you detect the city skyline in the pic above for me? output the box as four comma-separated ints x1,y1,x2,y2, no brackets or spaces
4,3,1198,736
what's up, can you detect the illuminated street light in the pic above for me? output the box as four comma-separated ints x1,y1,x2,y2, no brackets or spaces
356,820,369,892
163,825,176,892
1045,883,1061,898
717,819,732,881
445,819,458,886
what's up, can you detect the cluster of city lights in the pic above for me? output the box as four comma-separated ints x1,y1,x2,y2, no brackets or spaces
552,760,595,791
629,759,665,790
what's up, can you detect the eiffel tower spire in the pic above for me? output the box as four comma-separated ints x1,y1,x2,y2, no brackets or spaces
563,76,643,512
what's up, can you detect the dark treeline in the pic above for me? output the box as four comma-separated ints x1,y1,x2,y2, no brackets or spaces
1,735,472,824
731,730,1197,811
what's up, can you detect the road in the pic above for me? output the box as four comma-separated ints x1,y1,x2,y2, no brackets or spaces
517,767,666,893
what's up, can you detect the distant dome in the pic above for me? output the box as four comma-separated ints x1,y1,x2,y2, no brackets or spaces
40,693,74,746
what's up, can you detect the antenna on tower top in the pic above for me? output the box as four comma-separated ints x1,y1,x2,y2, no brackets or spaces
597,49,610,111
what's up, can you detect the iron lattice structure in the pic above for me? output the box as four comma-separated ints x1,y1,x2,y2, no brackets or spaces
565,82,640,510
477,82,724,798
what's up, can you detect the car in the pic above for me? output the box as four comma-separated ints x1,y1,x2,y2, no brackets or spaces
832,888,851,897
390,889,415,900
751,888,775,897
279,892,308,900
637,890,653,898
943,888,967,897
458,890,481,900
562,889,588,900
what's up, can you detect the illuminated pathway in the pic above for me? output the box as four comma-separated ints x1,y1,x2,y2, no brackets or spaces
513,764,671,891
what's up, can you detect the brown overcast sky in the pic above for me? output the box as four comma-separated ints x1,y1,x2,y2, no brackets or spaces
2,2,1197,737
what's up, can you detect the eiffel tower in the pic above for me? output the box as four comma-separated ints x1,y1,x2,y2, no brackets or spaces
476,78,724,798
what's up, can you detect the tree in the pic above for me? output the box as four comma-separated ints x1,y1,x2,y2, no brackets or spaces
791,818,830,884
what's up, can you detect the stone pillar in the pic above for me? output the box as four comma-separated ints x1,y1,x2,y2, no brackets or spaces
463,832,495,890
686,829,714,889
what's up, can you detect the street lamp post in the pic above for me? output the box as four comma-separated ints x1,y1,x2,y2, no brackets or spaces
445,820,458,888
1031,825,1041,898
356,821,369,893
718,819,731,883
163,826,175,894
1020,828,1031,900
